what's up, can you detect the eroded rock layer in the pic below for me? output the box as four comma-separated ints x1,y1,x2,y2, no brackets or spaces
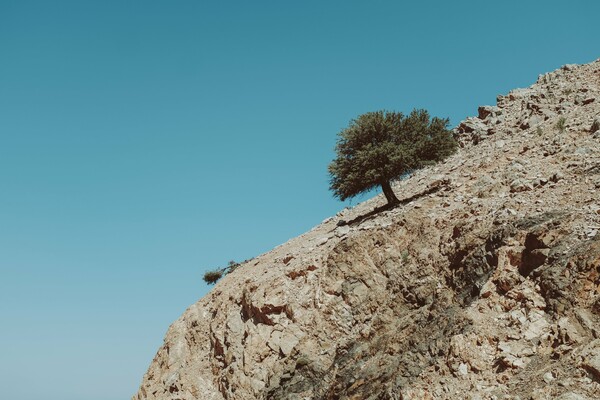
135,59,600,400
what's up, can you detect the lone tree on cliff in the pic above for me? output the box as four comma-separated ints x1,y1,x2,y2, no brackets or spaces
328,109,457,206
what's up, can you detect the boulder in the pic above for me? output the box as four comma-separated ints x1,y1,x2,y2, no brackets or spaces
478,105,502,120
581,340,600,380
510,178,533,193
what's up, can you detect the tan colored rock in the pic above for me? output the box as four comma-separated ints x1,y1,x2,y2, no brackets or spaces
581,340,600,380
134,58,600,400
558,393,591,400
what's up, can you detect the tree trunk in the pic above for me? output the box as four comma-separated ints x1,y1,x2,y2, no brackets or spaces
381,180,400,206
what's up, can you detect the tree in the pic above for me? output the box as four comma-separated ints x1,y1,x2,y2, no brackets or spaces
328,109,457,206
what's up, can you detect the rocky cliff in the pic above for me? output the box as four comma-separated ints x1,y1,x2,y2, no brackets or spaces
134,59,600,400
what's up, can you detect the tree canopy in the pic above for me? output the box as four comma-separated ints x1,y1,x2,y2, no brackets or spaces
328,109,457,205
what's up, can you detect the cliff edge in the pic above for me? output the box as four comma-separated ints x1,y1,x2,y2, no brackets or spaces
134,59,600,400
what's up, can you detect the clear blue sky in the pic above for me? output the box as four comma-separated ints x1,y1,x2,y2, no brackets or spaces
0,1,597,399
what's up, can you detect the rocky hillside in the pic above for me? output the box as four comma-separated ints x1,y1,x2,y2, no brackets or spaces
134,59,600,400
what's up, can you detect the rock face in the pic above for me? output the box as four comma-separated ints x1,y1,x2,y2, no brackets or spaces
134,59,600,400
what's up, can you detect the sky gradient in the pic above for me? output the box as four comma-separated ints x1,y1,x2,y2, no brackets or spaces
1,1,598,399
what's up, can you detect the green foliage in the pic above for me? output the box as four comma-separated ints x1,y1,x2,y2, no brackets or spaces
202,260,241,285
203,269,223,285
401,250,410,264
227,260,240,273
328,109,457,204
555,117,567,132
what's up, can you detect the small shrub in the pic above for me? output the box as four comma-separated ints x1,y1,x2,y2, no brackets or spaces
203,260,242,285
555,117,566,132
203,269,224,285
401,250,410,264
227,260,240,272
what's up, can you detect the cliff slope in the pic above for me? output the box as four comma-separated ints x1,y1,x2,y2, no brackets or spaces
134,59,600,400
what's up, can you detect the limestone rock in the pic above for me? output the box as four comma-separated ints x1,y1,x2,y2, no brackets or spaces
591,116,600,133
478,105,502,120
558,393,590,400
510,178,533,193
581,340,600,380
134,58,600,400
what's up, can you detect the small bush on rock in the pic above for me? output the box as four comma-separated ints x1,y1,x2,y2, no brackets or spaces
203,270,224,285
202,260,241,285
401,250,410,264
556,117,567,132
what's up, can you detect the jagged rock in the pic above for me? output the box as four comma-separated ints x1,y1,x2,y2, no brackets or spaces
558,393,590,400
591,116,600,133
581,340,600,379
478,105,502,120
508,87,536,101
550,171,565,182
455,117,491,145
531,177,548,188
458,117,489,133
522,114,544,129
134,58,600,400
510,178,533,193
335,225,351,237
521,312,550,340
